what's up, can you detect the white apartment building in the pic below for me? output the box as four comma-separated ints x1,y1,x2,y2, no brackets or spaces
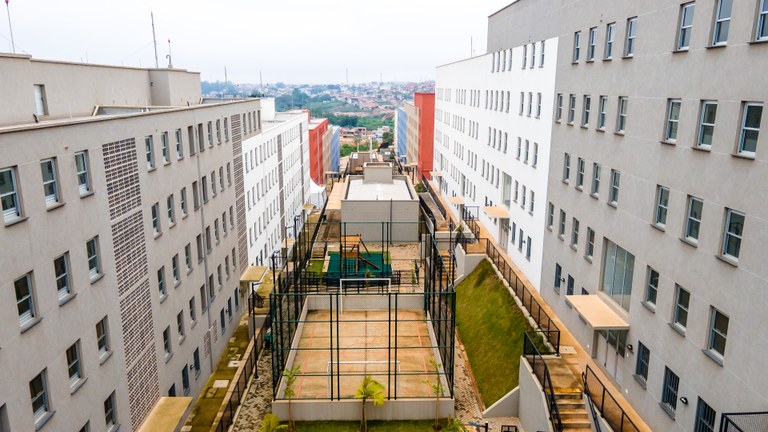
434,38,558,290
242,99,310,266
0,54,266,432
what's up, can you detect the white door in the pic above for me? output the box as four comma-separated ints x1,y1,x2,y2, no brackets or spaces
596,331,621,382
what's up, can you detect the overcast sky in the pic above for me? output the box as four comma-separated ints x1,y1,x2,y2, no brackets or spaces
0,0,512,84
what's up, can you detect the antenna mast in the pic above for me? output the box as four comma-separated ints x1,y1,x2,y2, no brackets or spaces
5,0,15,54
151,12,159,68
166,39,173,68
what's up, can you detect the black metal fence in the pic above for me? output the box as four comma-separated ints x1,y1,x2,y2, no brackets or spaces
583,365,640,432
721,412,768,432
214,315,271,432
421,174,447,219
523,331,563,432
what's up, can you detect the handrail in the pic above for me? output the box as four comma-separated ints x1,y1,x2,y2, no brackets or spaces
582,372,602,432
421,174,447,219
524,332,563,432
583,365,640,432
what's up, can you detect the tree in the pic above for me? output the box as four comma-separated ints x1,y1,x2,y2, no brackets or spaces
259,414,288,432
423,359,445,430
282,366,301,431
381,132,393,149
354,376,385,432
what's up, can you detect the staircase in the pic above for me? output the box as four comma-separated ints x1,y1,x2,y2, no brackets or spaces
554,390,592,431
439,250,454,282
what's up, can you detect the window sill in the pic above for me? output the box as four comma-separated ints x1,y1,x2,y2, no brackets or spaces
580,124,589,129
660,139,676,146
148,166,157,173
706,43,727,50
34,411,55,431
702,348,725,366
182,213,189,220
614,131,625,137
90,273,105,285
641,301,656,313
58,292,77,307
106,424,120,432
191,320,197,329
567,122,575,126
69,377,87,395
692,145,711,152
633,374,647,389
165,352,173,363
186,267,193,275
546,226,553,232
174,280,180,289
46,202,66,212
20,316,43,333
715,254,739,268
584,255,593,264
607,201,618,209
154,232,163,240
558,234,565,241
603,57,613,62
159,293,168,304
622,55,634,60
570,244,578,252
179,335,186,345
596,127,606,133
672,48,689,54
590,193,599,200
168,222,176,230
4,215,29,227
748,38,768,45
163,161,171,166
562,179,570,185
668,322,687,337
732,152,756,161
650,222,666,232
79,191,95,199
99,350,113,365
679,236,698,248
659,403,676,419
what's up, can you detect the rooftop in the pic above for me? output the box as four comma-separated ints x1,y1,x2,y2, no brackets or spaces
346,177,413,201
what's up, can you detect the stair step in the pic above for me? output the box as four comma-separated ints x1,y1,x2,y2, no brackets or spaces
562,429,593,432
558,409,590,419
560,418,592,429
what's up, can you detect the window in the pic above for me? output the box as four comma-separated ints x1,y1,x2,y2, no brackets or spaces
519,92,525,115
576,158,585,188
697,101,717,148
529,191,535,213
536,93,542,117
588,27,597,60
151,202,161,235
738,103,763,155
66,341,83,386
582,95,591,126
216,119,222,142
208,121,213,146
29,370,50,423
167,195,175,225
571,218,580,247
530,44,536,68
86,237,101,279
654,186,670,226
665,99,682,141
602,240,635,311
172,254,180,284
685,196,704,241
145,136,155,169
182,365,190,395
559,210,567,237
202,176,209,203
524,140,530,163
708,308,729,357
189,297,197,325
758,0,768,41
33,84,48,116
15,273,37,326
712,0,732,45
40,158,60,206
224,118,229,140
563,153,571,180
75,151,91,195
200,285,208,312
635,342,650,384
573,31,581,62
163,326,172,360
540,40,545,65
678,3,695,50
661,367,680,415
526,236,532,260
161,132,170,163
177,311,186,341
220,308,226,334
96,316,110,356
157,267,166,298
586,228,595,258
185,244,192,272
522,45,527,68
597,96,607,129
673,284,690,328
625,17,638,57
609,170,620,204
568,94,576,123
554,263,562,293
533,143,539,166
617,97,628,132
605,22,616,58
104,391,117,429
175,129,183,159
180,187,188,216
645,267,659,306
566,275,575,295
547,202,555,229
527,92,533,116
556,94,563,121
591,163,601,195
54,253,71,300
695,398,717,432
722,209,745,259
1,167,22,223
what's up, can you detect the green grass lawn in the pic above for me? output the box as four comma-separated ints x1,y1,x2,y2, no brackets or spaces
307,259,324,274
455,259,535,407
293,420,436,431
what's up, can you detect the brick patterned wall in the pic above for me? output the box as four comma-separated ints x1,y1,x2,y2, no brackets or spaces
125,347,160,431
102,138,142,220
119,279,154,367
231,114,248,270
111,211,148,296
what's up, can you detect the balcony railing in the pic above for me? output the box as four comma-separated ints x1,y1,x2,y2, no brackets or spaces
524,331,563,432
721,412,768,432
583,365,640,432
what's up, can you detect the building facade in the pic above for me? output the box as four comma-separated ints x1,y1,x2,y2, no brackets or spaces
403,101,420,166
403,92,436,179
434,40,558,291
485,1,768,431
0,54,263,432
308,117,329,185
395,107,408,162
330,126,341,174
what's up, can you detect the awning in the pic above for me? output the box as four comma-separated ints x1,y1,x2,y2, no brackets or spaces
240,266,267,283
449,196,465,205
482,206,510,219
431,170,442,177
565,295,630,330
137,397,192,432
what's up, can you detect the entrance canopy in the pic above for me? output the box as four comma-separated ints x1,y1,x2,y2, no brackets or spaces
431,170,442,177
482,206,510,219
448,196,465,205
565,295,630,330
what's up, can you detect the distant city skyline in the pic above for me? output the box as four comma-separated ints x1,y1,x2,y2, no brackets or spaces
0,0,512,84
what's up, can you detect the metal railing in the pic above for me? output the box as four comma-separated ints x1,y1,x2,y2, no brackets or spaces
721,412,768,432
523,331,563,432
582,371,602,432
214,315,271,432
421,174,447,219
583,365,640,432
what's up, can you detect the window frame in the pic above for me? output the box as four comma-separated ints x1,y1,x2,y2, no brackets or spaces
75,151,92,195
86,237,101,279
556,94,563,121
54,253,71,301
673,284,690,329
655,185,670,227
685,196,704,241
678,2,696,50
605,22,616,59
624,17,638,57
738,102,763,156
96,316,111,356
588,27,597,60
661,367,680,415
582,95,591,126
635,342,650,384
722,208,745,259
591,163,601,196
576,158,585,188
697,101,718,148
758,0,768,41
1,167,23,223
597,96,608,129
66,340,83,386
15,272,37,326
617,96,629,132
695,398,717,432
40,158,60,206
645,267,659,306
104,391,117,429
573,31,581,62
712,0,732,46
609,170,620,204
29,370,51,423
708,307,729,358
563,153,571,181
665,99,682,142
568,94,576,124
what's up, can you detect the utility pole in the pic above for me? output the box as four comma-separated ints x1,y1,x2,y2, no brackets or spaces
166,39,173,68
151,12,159,68
5,0,15,54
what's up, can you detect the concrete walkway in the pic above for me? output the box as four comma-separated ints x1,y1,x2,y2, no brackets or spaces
429,179,652,432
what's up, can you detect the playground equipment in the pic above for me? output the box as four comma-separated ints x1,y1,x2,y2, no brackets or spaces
341,235,381,272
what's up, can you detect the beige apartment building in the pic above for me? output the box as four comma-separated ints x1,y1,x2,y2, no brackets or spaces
0,54,263,432
404,101,420,166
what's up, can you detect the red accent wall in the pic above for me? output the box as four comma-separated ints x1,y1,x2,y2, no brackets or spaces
309,118,328,185
415,92,435,180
